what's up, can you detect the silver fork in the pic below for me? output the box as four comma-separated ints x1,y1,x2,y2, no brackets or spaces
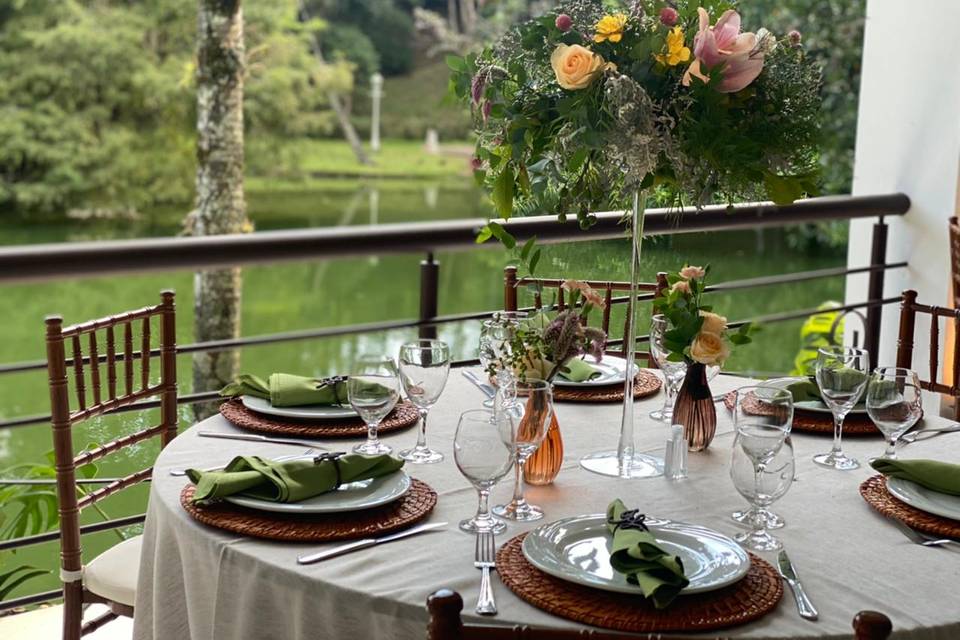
474,531,497,615
891,518,960,548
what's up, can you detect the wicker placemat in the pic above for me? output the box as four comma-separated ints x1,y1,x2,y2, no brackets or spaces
219,398,420,438
722,391,880,436
180,478,437,542
860,474,960,539
553,369,662,403
496,533,782,633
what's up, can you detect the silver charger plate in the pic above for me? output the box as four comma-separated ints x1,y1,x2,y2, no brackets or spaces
759,376,867,415
225,469,411,514
241,395,358,420
521,515,750,595
886,477,960,521
552,355,635,389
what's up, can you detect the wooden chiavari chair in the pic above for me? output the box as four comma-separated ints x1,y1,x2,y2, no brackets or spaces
45,291,178,639
896,289,960,419
950,217,960,309
503,267,669,365
426,589,893,640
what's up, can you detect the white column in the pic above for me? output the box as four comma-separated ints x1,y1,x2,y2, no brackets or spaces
370,73,383,153
845,0,960,408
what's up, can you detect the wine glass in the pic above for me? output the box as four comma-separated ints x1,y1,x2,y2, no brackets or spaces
454,408,516,534
348,355,400,456
731,435,796,552
398,340,450,464
730,385,793,530
649,315,687,422
813,346,869,470
493,379,552,521
866,367,922,460
478,312,526,407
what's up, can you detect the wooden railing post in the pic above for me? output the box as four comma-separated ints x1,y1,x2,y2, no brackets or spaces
419,252,439,340
864,218,889,369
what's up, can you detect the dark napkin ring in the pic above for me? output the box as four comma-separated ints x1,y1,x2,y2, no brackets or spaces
607,508,649,533
313,451,347,489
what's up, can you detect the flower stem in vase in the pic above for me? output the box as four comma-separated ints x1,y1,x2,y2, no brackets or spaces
673,362,717,451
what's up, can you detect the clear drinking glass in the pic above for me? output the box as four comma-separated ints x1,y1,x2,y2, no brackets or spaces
730,385,793,531
813,346,869,470
478,312,526,408
649,315,687,422
348,355,400,456
866,366,922,460
398,340,450,464
731,435,795,552
454,408,516,534
493,379,552,521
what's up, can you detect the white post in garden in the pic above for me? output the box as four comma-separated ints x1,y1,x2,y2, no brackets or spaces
846,0,960,415
370,73,384,153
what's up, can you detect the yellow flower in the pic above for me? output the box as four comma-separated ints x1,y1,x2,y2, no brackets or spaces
594,13,627,44
550,44,612,90
655,26,691,67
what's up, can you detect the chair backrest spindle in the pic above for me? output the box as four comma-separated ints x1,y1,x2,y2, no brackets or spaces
141,316,151,390
88,331,101,406
895,289,960,419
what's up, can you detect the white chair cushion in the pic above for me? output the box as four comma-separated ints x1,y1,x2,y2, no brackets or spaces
83,535,142,607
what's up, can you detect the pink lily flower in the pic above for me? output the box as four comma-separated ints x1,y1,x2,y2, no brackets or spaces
683,8,765,93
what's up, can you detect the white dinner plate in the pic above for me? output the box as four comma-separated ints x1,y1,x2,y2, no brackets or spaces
886,477,960,521
522,515,750,595
552,355,635,389
759,376,867,415
241,395,358,420
225,469,411,514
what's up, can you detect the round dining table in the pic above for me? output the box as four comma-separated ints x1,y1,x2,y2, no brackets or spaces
133,370,960,640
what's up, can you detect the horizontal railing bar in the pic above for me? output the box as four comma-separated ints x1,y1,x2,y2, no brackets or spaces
0,194,909,285
705,262,908,293
0,514,145,552
0,477,126,486
0,589,62,612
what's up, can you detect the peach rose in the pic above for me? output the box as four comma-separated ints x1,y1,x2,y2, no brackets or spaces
671,280,691,295
689,331,730,366
679,265,706,280
700,311,727,335
550,44,611,90
562,279,606,309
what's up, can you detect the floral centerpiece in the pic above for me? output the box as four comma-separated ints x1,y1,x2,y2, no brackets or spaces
450,0,820,475
653,265,752,449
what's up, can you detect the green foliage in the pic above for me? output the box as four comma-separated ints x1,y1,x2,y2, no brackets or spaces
0,564,48,601
321,23,381,81
309,0,416,76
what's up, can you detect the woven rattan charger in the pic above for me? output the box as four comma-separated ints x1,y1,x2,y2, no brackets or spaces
860,475,960,539
219,398,420,438
496,533,782,633
180,478,437,542
552,369,661,403
722,390,880,436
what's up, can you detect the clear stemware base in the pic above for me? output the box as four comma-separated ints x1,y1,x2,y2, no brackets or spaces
649,406,674,422
813,450,860,470
399,445,444,464
458,516,506,535
353,440,392,456
492,498,543,522
579,451,664,478
732,507,784,529
735,528,782,552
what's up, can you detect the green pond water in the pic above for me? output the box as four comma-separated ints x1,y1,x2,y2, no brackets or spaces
0,179,846,599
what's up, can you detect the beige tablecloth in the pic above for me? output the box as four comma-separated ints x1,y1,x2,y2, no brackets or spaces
133,371,960,640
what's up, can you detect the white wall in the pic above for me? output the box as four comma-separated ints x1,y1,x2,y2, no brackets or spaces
846,0,960,409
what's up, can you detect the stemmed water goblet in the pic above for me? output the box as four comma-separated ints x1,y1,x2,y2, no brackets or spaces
813,346,869,470
730,385,794,533
398,339,450,464
454,408,516,534
348,354,400,456
493,379,552,522
649,315,686,422
478,311,527,408
866,366,922,460
731,434,796,552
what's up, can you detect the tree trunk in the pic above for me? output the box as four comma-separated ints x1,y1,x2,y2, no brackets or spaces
297,1,371,165
192,0,247,418
447,0,459,31
458,0,477,35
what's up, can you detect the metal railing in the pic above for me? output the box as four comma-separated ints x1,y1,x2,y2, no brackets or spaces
0,192,910,610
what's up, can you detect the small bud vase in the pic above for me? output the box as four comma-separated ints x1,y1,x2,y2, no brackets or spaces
523,411,563,485
673,362,717,451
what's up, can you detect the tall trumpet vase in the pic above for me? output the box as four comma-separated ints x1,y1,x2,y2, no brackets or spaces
579,191,664,479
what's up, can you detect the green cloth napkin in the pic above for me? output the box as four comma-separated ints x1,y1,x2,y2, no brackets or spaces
559,357,602,382
870,458,960,496
606,499,689,609
220,373,349,407
186,453,404,503
786,369,869,403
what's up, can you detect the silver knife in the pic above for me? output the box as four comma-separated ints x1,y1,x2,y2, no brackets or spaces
297,522,447,564
461,370,496,399
900,424,960,444
777,550,818,621
197,430,327,450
